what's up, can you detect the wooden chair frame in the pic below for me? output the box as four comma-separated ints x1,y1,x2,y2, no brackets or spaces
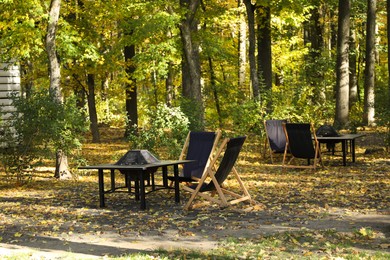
182,137,257,211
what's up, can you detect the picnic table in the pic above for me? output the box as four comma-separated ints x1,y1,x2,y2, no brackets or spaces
316,134,364,166
79,160,193,210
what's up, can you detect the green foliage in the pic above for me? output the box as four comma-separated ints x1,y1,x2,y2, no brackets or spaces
349,102,364,133
180,98,204,131
231,100,266,136
128,103,189,159
0,90,88,181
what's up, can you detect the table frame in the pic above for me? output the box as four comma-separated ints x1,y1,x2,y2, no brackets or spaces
316,134,364,166
79,160,193,209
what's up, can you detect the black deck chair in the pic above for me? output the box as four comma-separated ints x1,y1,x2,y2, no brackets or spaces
282,123,323,170
167,130,221,183
264,119,287,163
182,136,257,211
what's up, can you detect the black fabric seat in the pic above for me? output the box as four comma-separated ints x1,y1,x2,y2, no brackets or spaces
167,131,220,183
282,123,323,170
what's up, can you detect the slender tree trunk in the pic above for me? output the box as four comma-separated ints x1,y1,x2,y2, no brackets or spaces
124,45,138,137
334,0,350,128
166,61,174,107
243,0,259,100
387,0,390,114
208,57,222,128
238,0,247,94
87,74,100,143
257,5,272,89
363,0,376,126
349,24,358,107
46,0,62,103
46,0,71,179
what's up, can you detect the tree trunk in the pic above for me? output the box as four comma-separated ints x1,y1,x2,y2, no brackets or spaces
387,0,390,114
54,150,72,179
238,0,247,94
46,0,62,103
124,44,138,137
243,0,259,99
208,57,222,128
87,74,100,143
46,0,72,179
363,0,376,126
180,0,204,129
349,25,358,107
257,5,272,109
334,0,350,128
166,61,174,107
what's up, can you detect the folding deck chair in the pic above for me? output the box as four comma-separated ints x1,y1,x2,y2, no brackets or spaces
182,136,257,211
167,130,221,184
282,123,323,170
264,119,287,164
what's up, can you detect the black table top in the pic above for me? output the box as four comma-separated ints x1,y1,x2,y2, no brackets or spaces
79,160,194,171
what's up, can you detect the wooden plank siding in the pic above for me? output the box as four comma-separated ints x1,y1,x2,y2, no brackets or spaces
0,62,20,138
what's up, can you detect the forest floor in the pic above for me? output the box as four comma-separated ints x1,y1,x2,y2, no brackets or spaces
0,127,389,259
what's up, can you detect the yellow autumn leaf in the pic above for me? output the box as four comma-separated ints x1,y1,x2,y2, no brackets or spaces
14,232,22,238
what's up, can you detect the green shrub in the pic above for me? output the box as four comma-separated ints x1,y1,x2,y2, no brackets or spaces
0,90,88,182
128,103,189,159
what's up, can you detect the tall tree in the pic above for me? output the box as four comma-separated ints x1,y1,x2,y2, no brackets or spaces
124,44,138,137
243,0,260,99
180,0,204,129
334,0,350,128
238,0,247,91
46,0,72,179
257,4,272,109
363,0,376,126
387,0,390,114
87,74,100,143
46,0,62,102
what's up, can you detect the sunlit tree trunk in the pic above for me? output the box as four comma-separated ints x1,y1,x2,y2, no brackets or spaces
334,0,350,128
387,0,390,114
46,0,71,179
180,0,204,130
208,57,222,128
363,0,376,126
46,0,62,103
349,25,358,107
166,61,174,107
238,0,247,94
243,0,259,100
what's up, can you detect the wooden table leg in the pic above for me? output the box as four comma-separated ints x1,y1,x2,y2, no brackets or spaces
98,169,105,207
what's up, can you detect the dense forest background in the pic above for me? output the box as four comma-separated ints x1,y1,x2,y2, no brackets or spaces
0,0,389,177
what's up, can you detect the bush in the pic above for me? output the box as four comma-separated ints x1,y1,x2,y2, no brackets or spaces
231,100,266,136
0,90,88,182
128,103,189,159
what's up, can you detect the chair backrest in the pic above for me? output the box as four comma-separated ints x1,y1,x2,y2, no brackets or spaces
182,131,218,179
202,136,246,192
265,119,287,152
284,123,315,159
